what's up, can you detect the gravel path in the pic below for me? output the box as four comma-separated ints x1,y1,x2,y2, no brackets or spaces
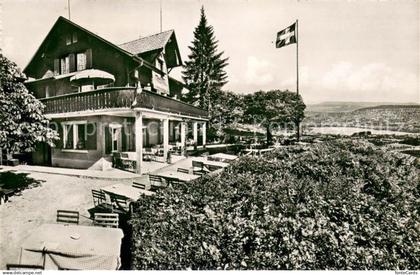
0,171,133,269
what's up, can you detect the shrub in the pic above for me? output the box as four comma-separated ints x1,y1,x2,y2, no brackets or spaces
130,139,419,270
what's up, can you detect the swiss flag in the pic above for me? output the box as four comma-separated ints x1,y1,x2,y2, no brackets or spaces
276,23,297,48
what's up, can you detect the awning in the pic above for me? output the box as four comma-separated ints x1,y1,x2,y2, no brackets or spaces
70,69,115,86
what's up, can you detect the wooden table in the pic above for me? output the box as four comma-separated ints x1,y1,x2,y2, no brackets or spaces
156,170,200,182
101,183,154,201
19,223,124,270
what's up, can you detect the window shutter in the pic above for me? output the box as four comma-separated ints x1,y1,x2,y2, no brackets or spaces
85,49,92,69
105,126,111,154
86,123,97,150
121,127,127,152
69,53,76,72
53,123,63,149
53,59,60,75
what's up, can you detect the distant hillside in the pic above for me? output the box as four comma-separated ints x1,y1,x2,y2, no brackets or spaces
354,104,420,112
304,104,420,133
307,101,419,113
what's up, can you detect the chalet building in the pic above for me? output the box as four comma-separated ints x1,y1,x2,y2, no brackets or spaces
24,16,208,174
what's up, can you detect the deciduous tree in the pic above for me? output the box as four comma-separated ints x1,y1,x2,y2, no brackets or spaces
0,53,58,157
243,90,305,143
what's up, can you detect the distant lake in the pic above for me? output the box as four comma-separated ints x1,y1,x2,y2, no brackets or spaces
308,127,418,136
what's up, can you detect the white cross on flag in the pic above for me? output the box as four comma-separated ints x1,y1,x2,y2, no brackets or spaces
276,23,297,48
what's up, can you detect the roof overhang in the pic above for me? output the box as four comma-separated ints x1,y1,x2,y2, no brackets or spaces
23,16,165,78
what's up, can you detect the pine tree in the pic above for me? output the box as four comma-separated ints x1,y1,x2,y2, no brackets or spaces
182,7,229,111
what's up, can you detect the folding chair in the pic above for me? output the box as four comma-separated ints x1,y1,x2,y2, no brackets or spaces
94,213,119,228
177,168,190,174
92,189,107,207
193,170,207,176
192,160,207,174
56,210,79,224
110,194,130,213
112,152,122,169
149,174,163,186
149,174,170,191
88,190,113,218
132,181,146,189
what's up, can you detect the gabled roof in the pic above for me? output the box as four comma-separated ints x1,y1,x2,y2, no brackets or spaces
119,30,174,55
24,16,163,77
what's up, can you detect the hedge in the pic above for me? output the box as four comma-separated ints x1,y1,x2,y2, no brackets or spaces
130,139,419,270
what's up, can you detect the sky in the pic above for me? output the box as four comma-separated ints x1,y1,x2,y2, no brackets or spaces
1,0,419,104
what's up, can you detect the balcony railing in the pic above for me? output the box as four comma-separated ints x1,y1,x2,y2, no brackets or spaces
40,88,135,114
134,90,208,118
40,87,208,119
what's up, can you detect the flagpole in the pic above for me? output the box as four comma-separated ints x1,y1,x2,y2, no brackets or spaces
296,19,300,141
296,19,299,96
68,0,71,20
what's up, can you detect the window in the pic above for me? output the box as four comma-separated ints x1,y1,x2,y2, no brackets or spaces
76,52,86,71
112,128,119,152
64,124,74,149
80,85,94,93
63,122,88,150
72,32,78,43
60,56,70,74
77,124,86,149
66,35,71,45
125,124,135,151
45,85,50,98
156,58,164,71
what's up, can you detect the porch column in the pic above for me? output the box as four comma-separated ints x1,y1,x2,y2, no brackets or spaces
193,121,198,144
202,122,207,147
180,122,186,150
135,112,143,174
163,118,169,162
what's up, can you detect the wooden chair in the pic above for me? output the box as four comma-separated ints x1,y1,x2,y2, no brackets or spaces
192,160,204,169
149,174,163,186
143,147,154,161
88,190,113,219
92,189,107,207
192,161,205,174
110,194,130,213
132,181,146,189
112,152,125,169
94,213,119,228
177,168,190,174
56,210,79,224
149,174,168,192
193,170,206,176
7,264,44,270
206,164,221,172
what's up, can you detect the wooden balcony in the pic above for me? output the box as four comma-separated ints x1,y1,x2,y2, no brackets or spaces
40,87,208,119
